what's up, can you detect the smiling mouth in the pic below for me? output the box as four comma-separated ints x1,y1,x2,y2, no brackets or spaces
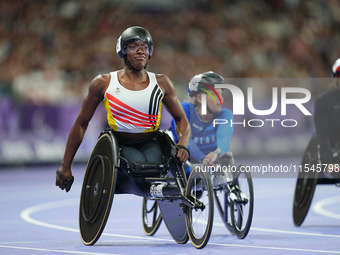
135,56,146,61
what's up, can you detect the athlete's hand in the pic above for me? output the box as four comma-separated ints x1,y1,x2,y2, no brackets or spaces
176,145,189,163
56,166,74,192
202,152,216,166
202,149,221,166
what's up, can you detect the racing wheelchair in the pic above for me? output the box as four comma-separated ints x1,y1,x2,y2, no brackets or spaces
79,129,214,249
143,150,254,240
293,134,340,226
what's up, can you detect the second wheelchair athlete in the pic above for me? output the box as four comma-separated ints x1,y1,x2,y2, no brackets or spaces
171,71,234,186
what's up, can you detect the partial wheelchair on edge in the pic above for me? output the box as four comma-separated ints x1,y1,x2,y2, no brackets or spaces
293,134,340,226
143,147,254,240
79,129,214,249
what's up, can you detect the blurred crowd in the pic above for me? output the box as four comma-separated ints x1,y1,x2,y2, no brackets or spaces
1,0,340,104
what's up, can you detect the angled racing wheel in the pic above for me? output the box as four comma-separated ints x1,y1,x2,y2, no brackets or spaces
79,131,119,245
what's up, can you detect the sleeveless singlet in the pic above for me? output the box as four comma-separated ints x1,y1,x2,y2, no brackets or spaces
102,71,164,133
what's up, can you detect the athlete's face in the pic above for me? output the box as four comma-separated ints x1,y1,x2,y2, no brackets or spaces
197,88,224,114
206,88,223,113
126,41,150,70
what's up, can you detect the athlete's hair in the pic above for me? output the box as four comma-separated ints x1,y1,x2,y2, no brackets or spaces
116,26,153,59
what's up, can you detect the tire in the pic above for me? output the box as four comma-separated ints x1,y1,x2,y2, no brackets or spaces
293,135,320,226
185,167,214,249
79,132,117,246
142,197,162,236
230,167,254,239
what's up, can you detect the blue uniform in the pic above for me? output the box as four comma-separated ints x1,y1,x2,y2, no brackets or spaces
171,102,233,165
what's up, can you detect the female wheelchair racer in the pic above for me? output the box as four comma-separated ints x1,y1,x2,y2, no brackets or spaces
56,26,214,249
79,128,214,249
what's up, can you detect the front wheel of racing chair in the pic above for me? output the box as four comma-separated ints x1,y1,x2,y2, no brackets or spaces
139,130,189,244
185,166,214,249
142,197,162,236
229,166,254,239
212,153,254,239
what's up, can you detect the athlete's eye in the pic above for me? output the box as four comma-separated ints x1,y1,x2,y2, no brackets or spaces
141,45,149,52
127,44,149,54
127,45,137,51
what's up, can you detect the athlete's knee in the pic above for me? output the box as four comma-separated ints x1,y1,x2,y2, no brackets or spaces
120,145,146,163
141,141,163,163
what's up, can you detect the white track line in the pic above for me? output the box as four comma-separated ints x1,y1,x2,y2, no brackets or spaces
20,198,174,242
20,198,79,233
208,243,340,254
18,199,340,254
213,222,340,238
21,199,340,239
250,226,340,238
0,245,122,255
313,195,340,220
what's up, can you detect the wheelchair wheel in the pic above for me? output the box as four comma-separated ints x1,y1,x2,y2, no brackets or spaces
293,135,319,226
79,132,118,245
157,161,189,245
230,167,254,239
214,187,235,235
185,167,214,249
142,197,162,236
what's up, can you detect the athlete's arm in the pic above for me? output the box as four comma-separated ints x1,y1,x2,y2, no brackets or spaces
56,74,109,191
171,103,210,163
157,74,190,162
190,139,208,162
216,109,234,154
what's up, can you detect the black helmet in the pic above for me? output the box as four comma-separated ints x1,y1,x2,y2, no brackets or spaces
116,26,153,58
188,71,224,97
332,58,340,77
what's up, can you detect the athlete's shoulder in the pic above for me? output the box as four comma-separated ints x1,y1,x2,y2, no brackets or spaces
89,72,111,97
217,107,233,118
155,73,171,84
155,73,174,95
181,102,191,110
92,72,111,84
